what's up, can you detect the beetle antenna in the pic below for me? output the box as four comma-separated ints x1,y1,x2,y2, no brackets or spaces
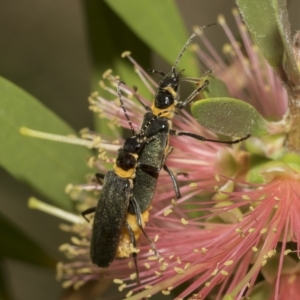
172,23,215,73
117,81,135,136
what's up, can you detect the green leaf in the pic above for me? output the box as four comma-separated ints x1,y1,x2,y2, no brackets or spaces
105,0,200,78
273,0,300,85
82,1,152,134
0,262,11,300
0,212,56,267
204,77,230,98
0,76,91,210
281,152,300,167
191,97,268,137
83,1,151,90
236,0,286,80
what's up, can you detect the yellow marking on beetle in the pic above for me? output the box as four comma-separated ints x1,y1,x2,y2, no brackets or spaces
163,86,177,97
116,210,149,258
151,103,176,119
114,165,136,179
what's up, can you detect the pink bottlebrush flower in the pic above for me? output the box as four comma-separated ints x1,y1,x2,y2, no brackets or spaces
194,9,288,120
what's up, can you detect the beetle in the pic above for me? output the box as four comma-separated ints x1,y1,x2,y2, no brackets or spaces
82,81,160,286
128,29,250,215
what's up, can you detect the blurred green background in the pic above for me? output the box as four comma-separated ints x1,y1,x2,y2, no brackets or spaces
0,1,300,299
